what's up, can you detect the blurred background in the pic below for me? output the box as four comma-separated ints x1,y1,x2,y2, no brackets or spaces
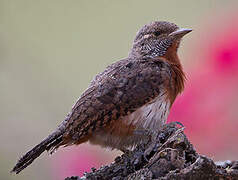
1,0,238,179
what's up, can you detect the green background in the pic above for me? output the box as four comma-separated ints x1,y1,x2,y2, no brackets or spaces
1,0,237,179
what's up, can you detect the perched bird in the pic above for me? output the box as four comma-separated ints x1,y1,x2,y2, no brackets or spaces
12,21,192,174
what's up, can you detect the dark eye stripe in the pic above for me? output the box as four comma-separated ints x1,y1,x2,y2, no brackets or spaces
154,31,160,36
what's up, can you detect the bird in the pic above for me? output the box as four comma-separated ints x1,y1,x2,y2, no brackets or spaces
12,21,192,174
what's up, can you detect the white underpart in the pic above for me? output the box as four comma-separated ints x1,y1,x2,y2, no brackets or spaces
124,92,170,131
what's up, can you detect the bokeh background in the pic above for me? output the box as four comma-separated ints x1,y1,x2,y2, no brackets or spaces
1,0,238,179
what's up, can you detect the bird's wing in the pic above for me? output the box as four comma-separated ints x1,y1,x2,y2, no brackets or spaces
61,58,172,144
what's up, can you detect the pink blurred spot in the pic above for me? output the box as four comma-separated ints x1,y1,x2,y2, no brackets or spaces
213,43,238,74
169,10,238,159
50,144,112,179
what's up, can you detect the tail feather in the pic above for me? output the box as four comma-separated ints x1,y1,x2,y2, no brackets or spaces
11,130,63,174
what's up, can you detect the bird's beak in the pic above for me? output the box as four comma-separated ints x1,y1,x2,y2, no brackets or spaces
169,28,192,39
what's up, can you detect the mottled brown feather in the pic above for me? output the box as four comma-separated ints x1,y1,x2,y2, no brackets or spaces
61,57,181,147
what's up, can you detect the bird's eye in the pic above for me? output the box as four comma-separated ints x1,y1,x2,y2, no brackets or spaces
154,31,160,36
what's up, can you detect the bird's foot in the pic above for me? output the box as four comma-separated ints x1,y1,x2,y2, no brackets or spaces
174,121,184,127
165,121,184,129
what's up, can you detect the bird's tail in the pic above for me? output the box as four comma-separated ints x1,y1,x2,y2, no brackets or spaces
11,130,64,174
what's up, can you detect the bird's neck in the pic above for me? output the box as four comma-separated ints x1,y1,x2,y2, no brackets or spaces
130,41,185,105
162,41,180,64
161,43,186,105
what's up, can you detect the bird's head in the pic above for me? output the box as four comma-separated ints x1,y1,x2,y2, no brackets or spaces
129,21,192,62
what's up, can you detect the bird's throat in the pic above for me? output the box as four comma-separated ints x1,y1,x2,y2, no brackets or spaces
160,43,186,105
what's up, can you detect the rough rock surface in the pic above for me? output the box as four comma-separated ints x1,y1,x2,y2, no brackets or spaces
65,123,238,180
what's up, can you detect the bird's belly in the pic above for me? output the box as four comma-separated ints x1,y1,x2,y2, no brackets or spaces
125,94,170,131
89,94,170,150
